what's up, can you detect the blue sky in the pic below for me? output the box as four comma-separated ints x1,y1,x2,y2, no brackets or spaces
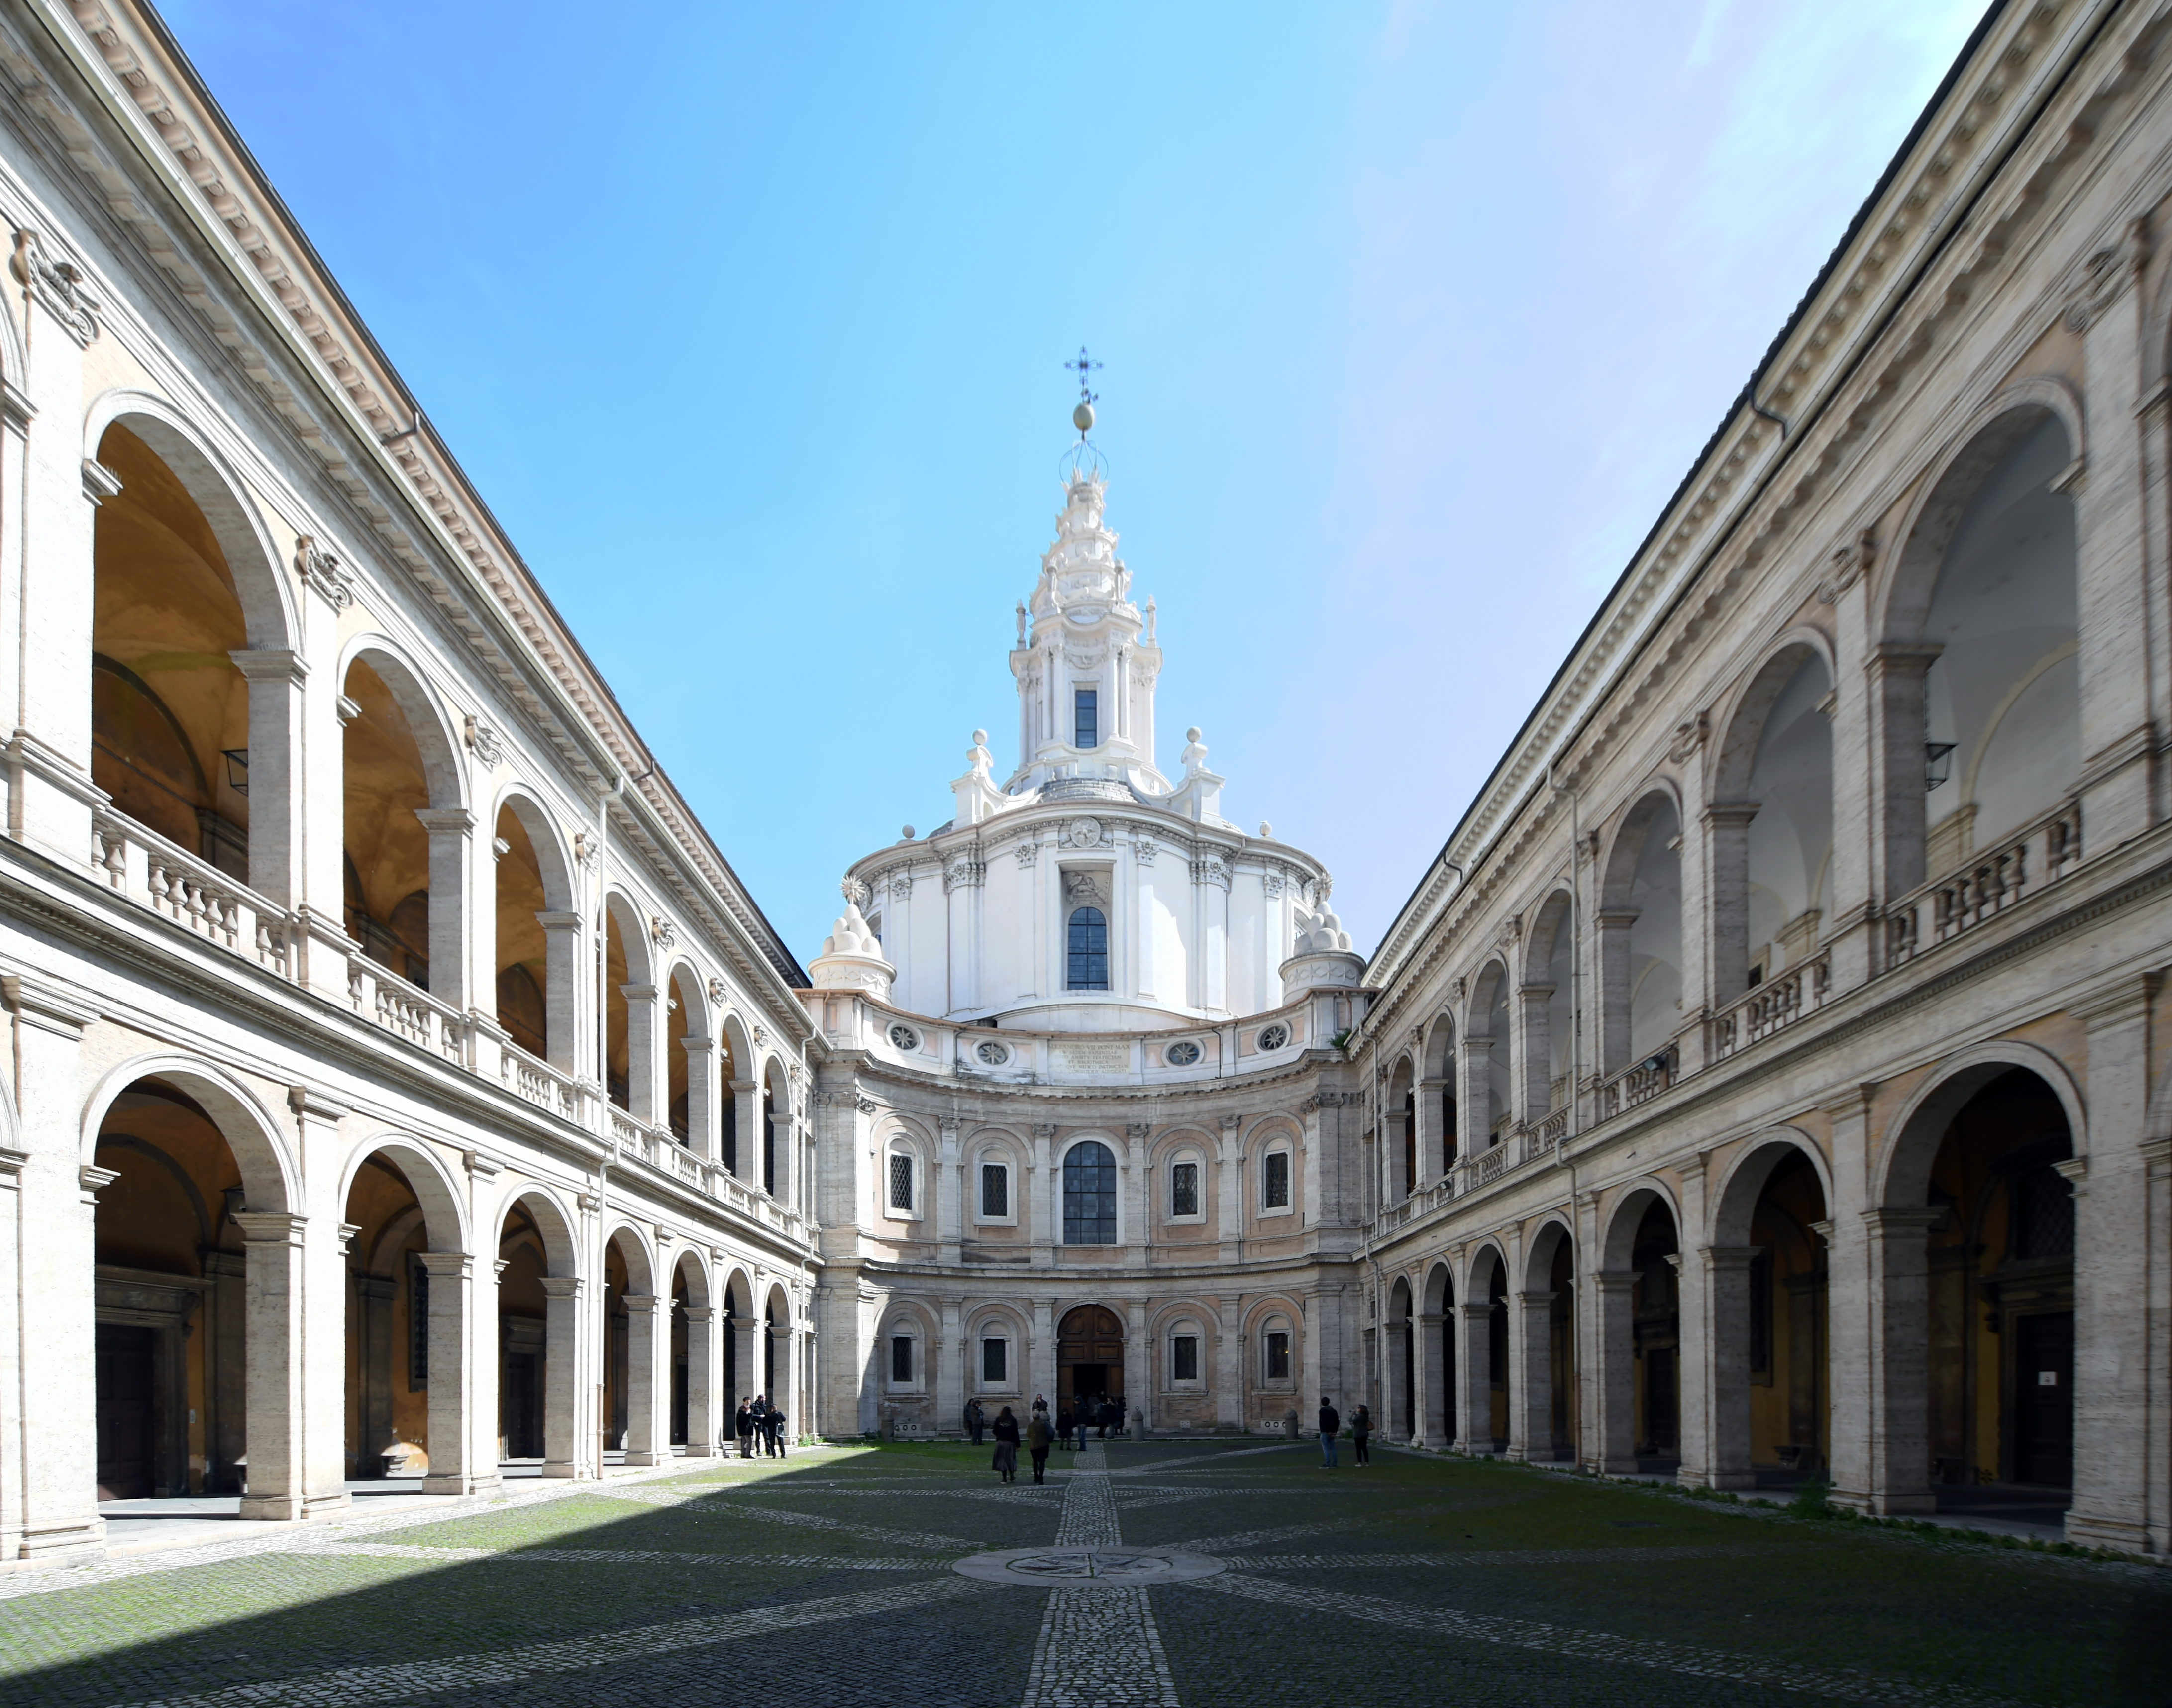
163,0,1987,966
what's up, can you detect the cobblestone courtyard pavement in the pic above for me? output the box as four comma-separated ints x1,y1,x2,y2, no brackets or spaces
0,1440,2163,1707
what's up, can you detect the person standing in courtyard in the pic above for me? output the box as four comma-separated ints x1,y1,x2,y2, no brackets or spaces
1026,1406,1052,1483
1351,1403,1371,1466
734,1398,754,1459
991,1404,1021,1483
1318,1396,1340,1468
965,1397,985,1445
1056,1402,1073,1450
765,1400,787,1457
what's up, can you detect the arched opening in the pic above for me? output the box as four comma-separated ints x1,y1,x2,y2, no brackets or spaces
1067,905,1109,990
493,801,575,1071
1063,1140,1118,1245
1528,890,1575,1124
1891,1067,2075,1526
1467,962,1513,1147
1631,1201,1681,1471
1599,794,1684,1079
1921,418,2079,878
1729,652,1835,995
1455,1248,1508,1455
722,1275,745,1420
763,1287,791,1412
666,974,690,1144
1058,1304,1124,1420
93,1080,247,1499
719,1024,745,1176
1387,1277,1415,1439
1711,1142,1830,1489
600,897,655,1119
343,657,458,997
670,1262,690,1448
1516,1222,1577,1463
1386,1058,1416,1201
1423,1013,1458,1174
762,1060,791,1196
1423,1263,1455,1447
600,1229,658,1464
90,425,254,884
343,1146,470,1491
1487,1261,1509,1451
496,1191,578,1479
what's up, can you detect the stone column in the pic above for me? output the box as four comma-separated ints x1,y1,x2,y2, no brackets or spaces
2143,1137,2172,1556
229,648,308,906
1126,1298,1150,1433
937,1296,965,1438
1459,1037,1492,1156
1416,1077,1450,1185
539,1276,584,1477
1124,1124,1150,1262
1820,1086,1874,1508
1216,1295,1243,1430
1453,1302,1492,1453
1416,1310,1447,1447
1514,987,1554,1131
0,1146,22,1557
1590,1271,1639,1473
290,1087,352,1514
680,1303,716,1456
1509,1289,1553,1461
1860,1207,1942,1514
620,985,659,1126
417,1251,490,1494
535,912,585,1075
1031,1124,1057,1263
1216,1115,1242,1262
1384,1306,1411,1441
1030,1296,1055,1421
2066,978,2156,1550
1593,911,1637,1080
413,808,476,1011
727,1078,757,1178
681,1035,718,1161
1702,1246,1762,1489
1865,645,1941,905
1671,1159,1713,1488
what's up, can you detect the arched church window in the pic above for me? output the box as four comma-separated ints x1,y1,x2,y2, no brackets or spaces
1063,1140,1117,1244
1067,907,1109,990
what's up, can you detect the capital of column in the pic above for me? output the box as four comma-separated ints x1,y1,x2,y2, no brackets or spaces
1860,1206,1943,1239
231,1210,307,1246
1590,1269,1638,1294
413,807,478,838
684,1306,715,1323
1456,1302,1492,1321
620,1291,661,1314
415,1250,475,1279
1701,1244,1763,1271
539,1276,585,1300
536,909,585,934
229,647,310,688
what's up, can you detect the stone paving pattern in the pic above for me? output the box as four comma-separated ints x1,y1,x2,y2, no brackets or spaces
0,1441,2162,1706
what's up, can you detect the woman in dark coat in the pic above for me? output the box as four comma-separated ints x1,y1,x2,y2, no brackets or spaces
991,1405,1021,1483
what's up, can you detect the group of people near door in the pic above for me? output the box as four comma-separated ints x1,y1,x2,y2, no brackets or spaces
729,1395,789,1457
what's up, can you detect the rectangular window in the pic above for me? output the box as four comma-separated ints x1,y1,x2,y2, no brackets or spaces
1266,1331,1291,1380
891,1335,913,1384
1171,1161,1200,1218
1172,1335,1199,1382
981,1163,1009,1218
408,1256,430,1387
983,1338,1007,1384
1074,687,1099,748
1264,1151,1291,1209
889,1153,914,1212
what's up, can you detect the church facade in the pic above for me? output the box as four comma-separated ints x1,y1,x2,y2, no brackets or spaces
0,0,2164,1569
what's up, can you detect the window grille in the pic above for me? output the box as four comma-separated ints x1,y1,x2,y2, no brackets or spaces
1067,907,1109,990
983,1338,1007,1383
889,1152,914,1212
1171,1161,1199,1218
1264,1151,1291,1208
1172,1335,1199,1382
409,1256,429,1387
891,1335,913,1383
981,1162,1009,1218
1265,1330,1291,1380
1063,1140,1118,1245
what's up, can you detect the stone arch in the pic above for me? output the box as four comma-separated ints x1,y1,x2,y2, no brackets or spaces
1709,636,1838,1005
1452,1240,1510,1453
1520,1214,1579,1463
1522,889,1576,1129
1386,1274,1416,1438
492,1186,581,1476
662,959,715,1152
1875,1039,2087,1208
85,390,297,650
1148,1126,1212,1228
879,1116,934,1225
1877,396,2080,895
666,1244,715,1454
717,1011,754,1176
600,1222,660,1463
967,1124,1029,1224
489,784,578,1073
966,1301,1029,1399
1241,1293,1304,1407
339,1137,468,1252
599,889,656,1120
1422,1010,1459,1171
717,1263,755,1417
1706,1131,1832,1490
1465,959,1514,1146
1423,1258,1456,1447
1240,1117,1300,1222
1597,787,1686,1076
1594,1180,1683,1475
759,1054,793,1197
80,1054,295,1214
338,636,466,809
1385,1051,1418,1201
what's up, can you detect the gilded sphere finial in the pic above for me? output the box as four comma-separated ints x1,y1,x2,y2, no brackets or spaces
1073,400,1095,433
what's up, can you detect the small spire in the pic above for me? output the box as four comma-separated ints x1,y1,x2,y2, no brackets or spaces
1145,596,1156,642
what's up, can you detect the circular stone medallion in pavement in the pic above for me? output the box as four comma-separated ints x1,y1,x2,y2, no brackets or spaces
951,1546,1226,1586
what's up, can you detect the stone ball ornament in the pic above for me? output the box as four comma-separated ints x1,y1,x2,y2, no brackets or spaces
1074,401,1095,433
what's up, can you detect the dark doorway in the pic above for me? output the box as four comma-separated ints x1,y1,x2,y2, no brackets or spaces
1399,1316,1415,1436
1058,1305,1125,1415
96,1324,157,1500
1487,1268,1509,1451
2012,1312,2073,1487
1441,1294,1457,1444
501,1350,542,1459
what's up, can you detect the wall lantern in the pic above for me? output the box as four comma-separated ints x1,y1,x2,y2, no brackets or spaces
1924,741,1957,791
221,749,249,795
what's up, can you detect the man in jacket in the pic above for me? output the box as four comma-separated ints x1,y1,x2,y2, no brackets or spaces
1318,1396,1341,1468
965,1398,985,1445
765,1402,787,1457
734,1398,754,1459
1026,1408,1053,1483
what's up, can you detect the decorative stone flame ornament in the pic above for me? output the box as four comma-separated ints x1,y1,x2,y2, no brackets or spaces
809,900,895,1000
1280,897,1364,1001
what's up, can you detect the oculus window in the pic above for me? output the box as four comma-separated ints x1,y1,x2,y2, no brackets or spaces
888,1152,914,1213
1063,1140,1118,1245
1263,1151,1291,1209
1067,907,1109,990
1171,1160,1200,1218
981,1162,1009,1218
1075,687,1099,748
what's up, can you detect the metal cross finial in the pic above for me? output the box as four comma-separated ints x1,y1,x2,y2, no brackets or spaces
1065,345,1102,405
